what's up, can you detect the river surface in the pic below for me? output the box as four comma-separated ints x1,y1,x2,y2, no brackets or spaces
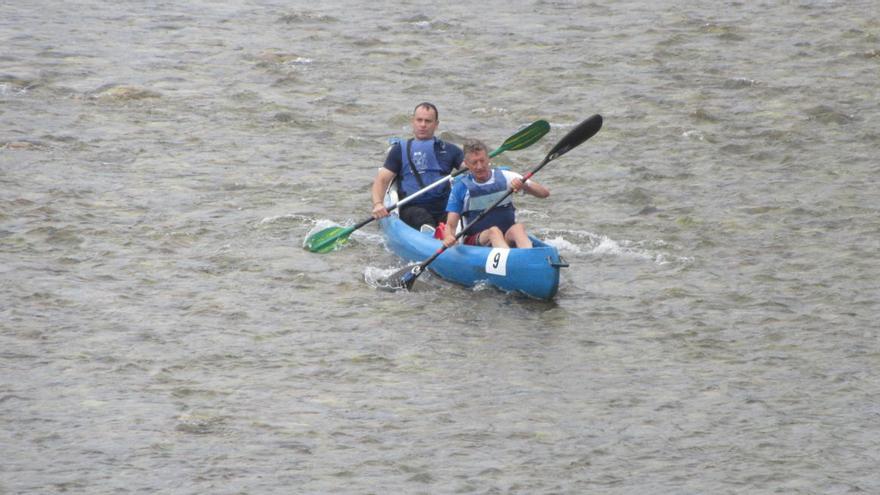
2,1,879,493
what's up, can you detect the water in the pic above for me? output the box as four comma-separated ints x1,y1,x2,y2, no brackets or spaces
2,1,879,493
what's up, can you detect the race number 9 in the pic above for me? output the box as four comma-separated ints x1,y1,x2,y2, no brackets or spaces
485,248,510,276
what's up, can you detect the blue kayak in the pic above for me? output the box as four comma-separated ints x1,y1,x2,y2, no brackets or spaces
378,214,567,300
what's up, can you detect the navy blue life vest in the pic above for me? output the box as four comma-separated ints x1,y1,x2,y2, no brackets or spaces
399,138,447,203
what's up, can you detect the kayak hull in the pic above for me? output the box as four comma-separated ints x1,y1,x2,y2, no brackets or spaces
378,215,564,300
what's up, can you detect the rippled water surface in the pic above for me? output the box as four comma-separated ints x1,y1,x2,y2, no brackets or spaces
3,1,879,493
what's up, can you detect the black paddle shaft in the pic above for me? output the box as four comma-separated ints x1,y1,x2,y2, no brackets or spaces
400,114,603,287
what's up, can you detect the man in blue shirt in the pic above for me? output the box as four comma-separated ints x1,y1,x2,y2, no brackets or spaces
443,139,549,249
370,102,464,229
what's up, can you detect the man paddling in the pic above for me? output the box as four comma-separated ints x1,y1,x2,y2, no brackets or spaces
370,102,464,229
442,139,549,249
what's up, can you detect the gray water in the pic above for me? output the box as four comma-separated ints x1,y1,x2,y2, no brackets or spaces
2,1,879,493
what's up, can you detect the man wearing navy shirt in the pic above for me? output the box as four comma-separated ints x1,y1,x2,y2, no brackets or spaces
370,102,464,229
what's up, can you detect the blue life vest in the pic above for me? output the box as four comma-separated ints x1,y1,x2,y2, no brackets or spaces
399,138,447,203
460,169,516,234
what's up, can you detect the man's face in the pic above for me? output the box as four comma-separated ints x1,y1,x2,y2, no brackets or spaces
464,149,490,182
411,106,438,140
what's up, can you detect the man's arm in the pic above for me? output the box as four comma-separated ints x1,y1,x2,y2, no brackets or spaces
443,212,461,248
506,170,549,198
371,168,397,218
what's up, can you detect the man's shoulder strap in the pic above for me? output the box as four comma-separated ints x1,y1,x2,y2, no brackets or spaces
404,138,426,188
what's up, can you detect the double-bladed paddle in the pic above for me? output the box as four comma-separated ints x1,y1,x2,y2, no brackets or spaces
382,114,603,291
304,120,550,253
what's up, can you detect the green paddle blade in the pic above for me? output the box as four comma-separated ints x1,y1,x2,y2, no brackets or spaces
488,120,550,157
305,225,355,253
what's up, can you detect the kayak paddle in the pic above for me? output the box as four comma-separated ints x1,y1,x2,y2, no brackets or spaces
304,119,550,253
383,114,603,291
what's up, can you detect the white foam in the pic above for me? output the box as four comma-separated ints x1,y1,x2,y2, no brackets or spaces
258,213,309,225
542,229,692,266
544,236,583,255
683,130,705,141
363,264,415,291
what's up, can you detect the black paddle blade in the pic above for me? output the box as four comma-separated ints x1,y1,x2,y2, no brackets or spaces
377,264,421,291
546,114,603,161
399,267,420,290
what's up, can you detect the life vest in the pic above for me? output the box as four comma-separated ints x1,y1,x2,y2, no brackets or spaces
399,138,447,203
460,169,516,234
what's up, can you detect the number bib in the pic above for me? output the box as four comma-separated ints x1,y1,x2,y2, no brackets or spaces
485,248,510,276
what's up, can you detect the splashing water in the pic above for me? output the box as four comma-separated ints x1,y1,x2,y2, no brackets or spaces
543,231,693,266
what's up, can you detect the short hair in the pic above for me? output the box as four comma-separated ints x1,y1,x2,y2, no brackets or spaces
463,138,489,156
413,101,438,120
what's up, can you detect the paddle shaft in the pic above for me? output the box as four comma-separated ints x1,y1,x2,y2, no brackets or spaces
402,114,603,285
408,160,551,276
347,134,528,232
309,172,459,252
